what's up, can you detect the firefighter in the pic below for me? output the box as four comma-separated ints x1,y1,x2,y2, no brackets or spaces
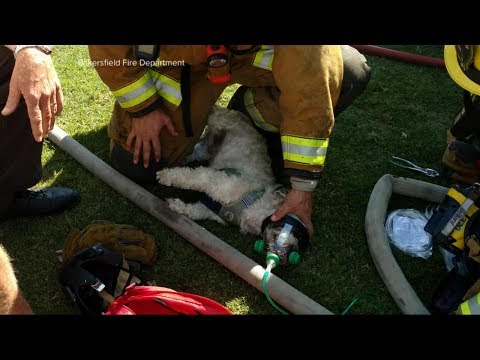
443,45,480,185
88,45,371,237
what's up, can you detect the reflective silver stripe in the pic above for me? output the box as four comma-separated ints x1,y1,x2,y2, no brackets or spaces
281,135,329,166
149,70,182,106
112,71,158,109
465,293,480,314
115,77,156,105
284,143,328,158
252,45,275,70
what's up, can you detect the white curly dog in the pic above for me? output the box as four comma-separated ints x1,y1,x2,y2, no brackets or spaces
156,106,286,236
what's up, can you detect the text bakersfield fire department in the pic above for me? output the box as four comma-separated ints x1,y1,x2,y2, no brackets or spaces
78,59,185,67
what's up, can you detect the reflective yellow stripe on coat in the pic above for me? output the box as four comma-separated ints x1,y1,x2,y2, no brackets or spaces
458,293,480,314
281,135,329,166
112,71,157,109
243,89,279,133
252,45,275,71
112,70,182,109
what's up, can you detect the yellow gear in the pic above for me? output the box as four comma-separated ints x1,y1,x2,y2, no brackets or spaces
446,187,478,252
444,45,480,95
456,290,480,314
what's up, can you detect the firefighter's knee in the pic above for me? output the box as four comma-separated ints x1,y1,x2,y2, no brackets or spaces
335,45,371,116
110,142,168,185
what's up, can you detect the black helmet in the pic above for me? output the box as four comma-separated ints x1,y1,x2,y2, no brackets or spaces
58,244,144,315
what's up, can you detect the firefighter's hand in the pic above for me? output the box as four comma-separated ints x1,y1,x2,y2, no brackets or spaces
1,48,64,142
127,108,178,168
271,189,314,238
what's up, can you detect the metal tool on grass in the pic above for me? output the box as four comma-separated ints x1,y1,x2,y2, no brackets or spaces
390,156,440,177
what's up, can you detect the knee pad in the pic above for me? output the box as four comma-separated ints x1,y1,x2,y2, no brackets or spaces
335,46,372,116
443,135,480,185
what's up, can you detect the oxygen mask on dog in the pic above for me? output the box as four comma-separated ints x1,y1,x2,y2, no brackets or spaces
254,213,310,267
256,213,310,314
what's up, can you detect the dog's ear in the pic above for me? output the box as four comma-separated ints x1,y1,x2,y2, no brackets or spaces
206,129,227,157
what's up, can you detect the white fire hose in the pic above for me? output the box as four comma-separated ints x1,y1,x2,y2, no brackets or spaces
48,125,332,315
365,174,449,314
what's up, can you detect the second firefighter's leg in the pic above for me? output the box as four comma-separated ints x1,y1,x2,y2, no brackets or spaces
334,45,371,116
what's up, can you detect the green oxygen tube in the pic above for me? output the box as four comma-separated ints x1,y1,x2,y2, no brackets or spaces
255,213,310,314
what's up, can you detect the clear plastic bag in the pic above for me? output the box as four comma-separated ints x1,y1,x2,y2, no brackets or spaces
385,209,432,259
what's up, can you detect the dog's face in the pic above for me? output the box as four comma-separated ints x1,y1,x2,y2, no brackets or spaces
263,226,300,249
201,106,266,167
205,129,227,159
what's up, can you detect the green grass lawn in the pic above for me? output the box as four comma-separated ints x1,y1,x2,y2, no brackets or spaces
0,45,462,314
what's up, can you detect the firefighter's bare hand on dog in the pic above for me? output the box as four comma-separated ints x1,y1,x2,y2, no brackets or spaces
127,108,179,168
1,47,63,142
271,189,314,237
